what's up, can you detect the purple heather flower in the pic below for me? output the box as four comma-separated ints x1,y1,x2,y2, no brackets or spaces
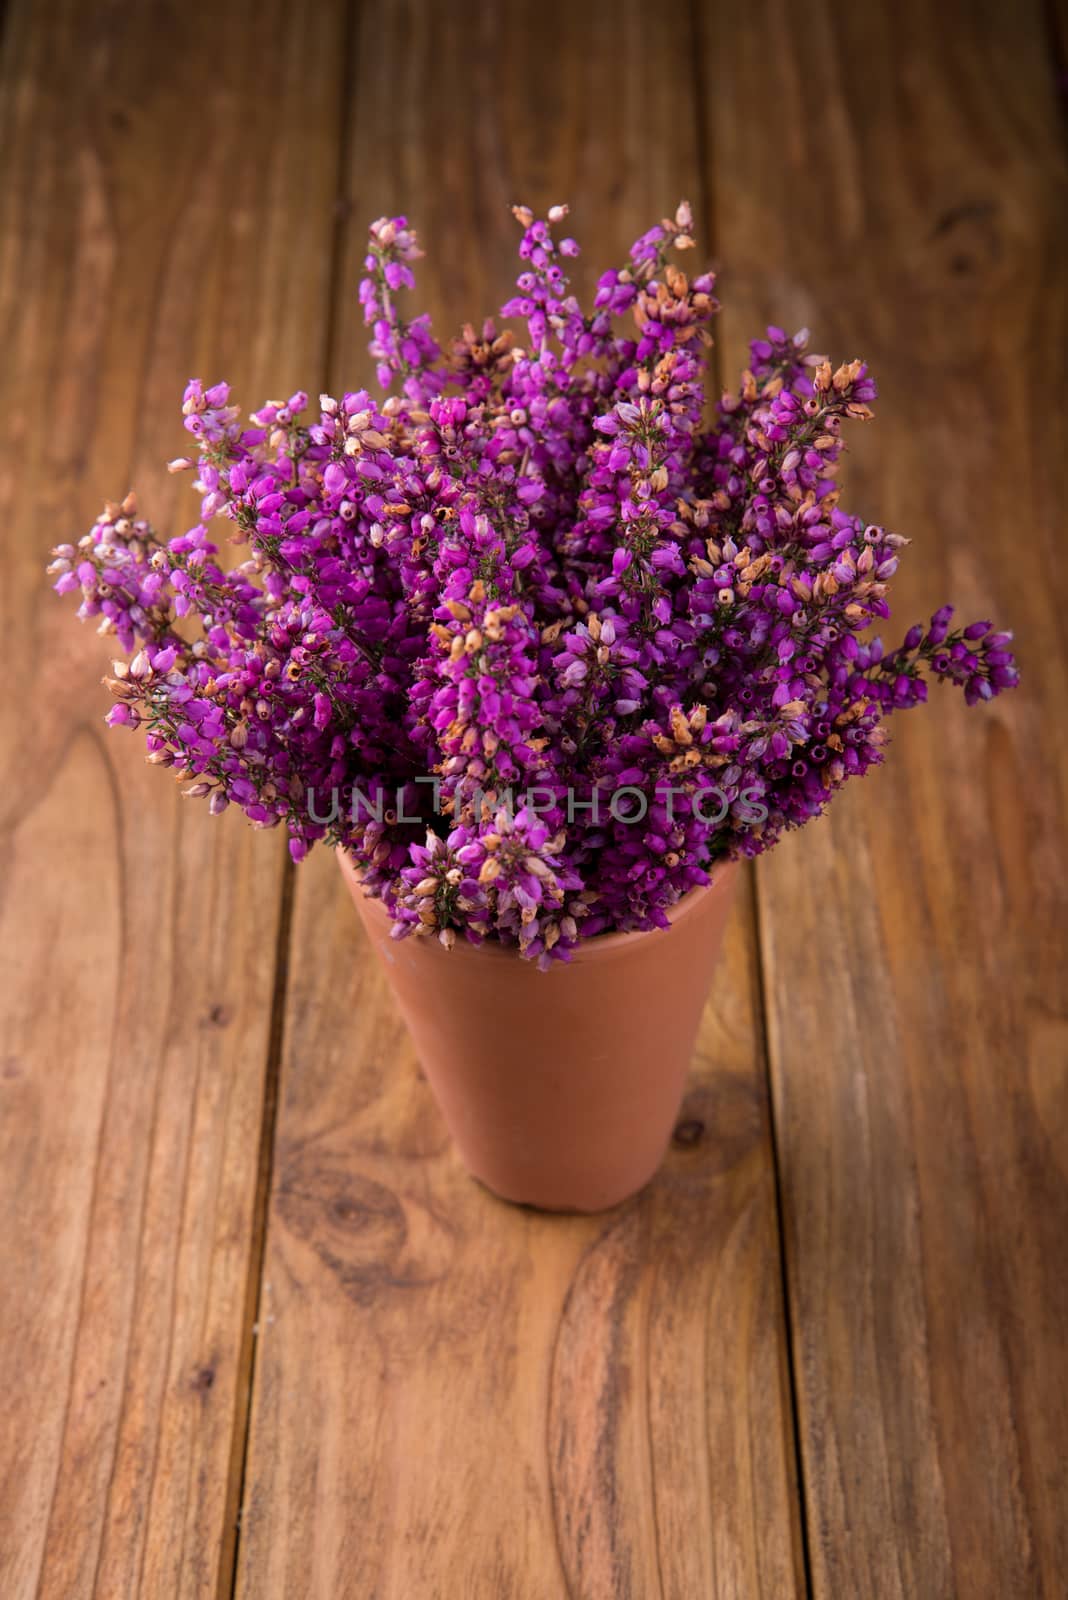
47,203,1018,960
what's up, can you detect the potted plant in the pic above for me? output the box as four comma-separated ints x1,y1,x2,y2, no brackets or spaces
48,203,1017,1212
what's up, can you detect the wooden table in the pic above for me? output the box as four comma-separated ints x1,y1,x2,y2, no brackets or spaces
2,2,1065,1595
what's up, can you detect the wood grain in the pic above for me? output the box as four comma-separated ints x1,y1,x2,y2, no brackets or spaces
236,3,804,1595
700,1,1068,1593
0,2,346,1595
238,856,801,1600
7,1,1065,1594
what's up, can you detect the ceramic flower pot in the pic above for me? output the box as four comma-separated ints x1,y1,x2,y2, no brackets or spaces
337,849,740,1213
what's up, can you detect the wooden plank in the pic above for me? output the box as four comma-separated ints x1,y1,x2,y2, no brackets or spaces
236,2,805,1595
0,2,346,1595
700,1,1068,1593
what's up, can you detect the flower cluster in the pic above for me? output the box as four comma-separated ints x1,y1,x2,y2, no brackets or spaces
49,202,1017,964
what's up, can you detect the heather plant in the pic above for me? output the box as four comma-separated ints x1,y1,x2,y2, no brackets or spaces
49,203,1017,965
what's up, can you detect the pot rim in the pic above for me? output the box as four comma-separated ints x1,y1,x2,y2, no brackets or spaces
337,847,739,966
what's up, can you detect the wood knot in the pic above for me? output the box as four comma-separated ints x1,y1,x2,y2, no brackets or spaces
191,1366,216,1392
672,1118,705,1148
276,1154,456,1308
926,199,1001,282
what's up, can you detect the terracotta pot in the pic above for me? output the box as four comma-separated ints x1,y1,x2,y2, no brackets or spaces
337,850,740,1213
